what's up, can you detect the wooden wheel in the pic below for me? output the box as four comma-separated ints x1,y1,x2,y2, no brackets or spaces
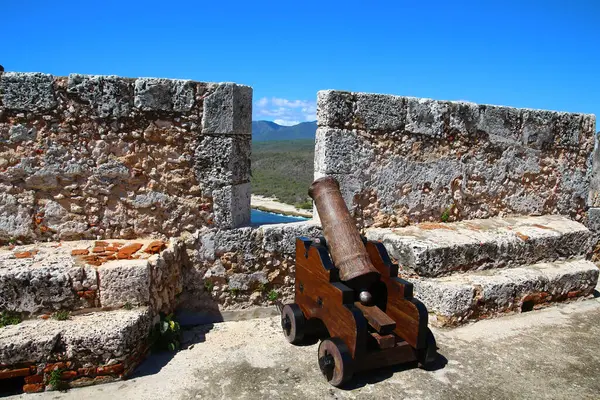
281,304,305,344
317,337,353,387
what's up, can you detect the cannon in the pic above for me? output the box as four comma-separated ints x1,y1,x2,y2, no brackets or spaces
280,176,437,386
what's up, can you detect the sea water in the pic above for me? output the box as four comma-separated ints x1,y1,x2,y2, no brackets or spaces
251,209,308,226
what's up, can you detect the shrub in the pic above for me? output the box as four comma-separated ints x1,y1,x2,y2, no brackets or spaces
53,311,70,321
0,311,21,328
150,313,181,352
267,290,279,301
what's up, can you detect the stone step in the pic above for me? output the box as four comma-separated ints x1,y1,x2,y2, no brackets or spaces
365,215,591,278
412,258,599,327
0,307,152,392
0,239,182,316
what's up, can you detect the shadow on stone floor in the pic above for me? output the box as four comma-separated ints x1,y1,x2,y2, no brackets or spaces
340,352,448,390
129,323,215,379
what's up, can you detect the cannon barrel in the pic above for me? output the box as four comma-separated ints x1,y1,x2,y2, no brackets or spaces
309,176,380,290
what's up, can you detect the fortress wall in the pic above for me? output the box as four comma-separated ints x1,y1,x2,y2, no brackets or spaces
0,72,252,243
315,90,597,228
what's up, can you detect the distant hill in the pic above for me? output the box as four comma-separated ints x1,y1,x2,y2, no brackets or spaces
252,120,317,142
251,139,315,207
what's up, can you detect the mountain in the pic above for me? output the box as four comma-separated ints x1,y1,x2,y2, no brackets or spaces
252,120,317,142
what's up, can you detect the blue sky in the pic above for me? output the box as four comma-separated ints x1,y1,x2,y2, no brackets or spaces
2,0,598,126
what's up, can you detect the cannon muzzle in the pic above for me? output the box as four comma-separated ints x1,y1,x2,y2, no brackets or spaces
309,176,380,291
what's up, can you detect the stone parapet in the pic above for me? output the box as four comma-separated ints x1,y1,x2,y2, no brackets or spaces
315,90,597,228
0,72,252,243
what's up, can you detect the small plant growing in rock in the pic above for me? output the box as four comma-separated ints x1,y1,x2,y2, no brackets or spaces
123,302,133,310
440,208,451,223
0,311,21,328
48,369,69,391
150,313,181,352
229,288,240,296
267,290,279,301
53,311,70,321
204,280,214,293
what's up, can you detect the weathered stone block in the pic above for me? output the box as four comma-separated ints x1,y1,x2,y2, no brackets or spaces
314,127,371,174
0,192,34,240
67,74,133,118
212,183,251,229
194,135,251,188
134,78,196,112
521,109,555,149
0,308,151,365
413,259,599,326
366,215,592,277
447,101,480,136
201,83,252,135
260,221,322,254
98,259,151,307
0,72,56,111
405,97,448,137
317,90,353,128
355,92,405,132
477,104,522,143
0,253,77,313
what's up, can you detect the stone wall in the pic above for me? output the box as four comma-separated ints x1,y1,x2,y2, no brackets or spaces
0,72,252,244
315,90,597,228
179,221,321,312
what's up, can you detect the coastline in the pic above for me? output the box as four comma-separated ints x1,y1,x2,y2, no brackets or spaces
250,195,313,218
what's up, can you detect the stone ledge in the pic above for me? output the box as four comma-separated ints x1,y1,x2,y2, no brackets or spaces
413,258,599,327
0,308,151,393
317,89,596,149
0,308,151,366
0,239,182,315
365,215,592,277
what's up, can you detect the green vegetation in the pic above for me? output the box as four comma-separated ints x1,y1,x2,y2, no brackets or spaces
123,302,133,310
53,310,70,321
48,369,69,391
0,311,21,328
150,313,181,352
251,139,315,205
204,280,214,293
229,288,240,296
441,207,451,223
267,290,279,301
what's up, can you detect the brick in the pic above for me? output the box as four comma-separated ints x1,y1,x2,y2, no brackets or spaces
14,251,33,259
24,374,44,384
71,249,89,256
0,368,30,379
92,246,106,253
23,383,44,393
95,241,109,247
61,370,78,379
143,240,166,254
97,363,124,376
117,243,143,259
77,367,97,376
43,362,66,373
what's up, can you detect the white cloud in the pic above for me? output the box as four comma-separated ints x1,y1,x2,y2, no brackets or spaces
253,97,316,125
273,119,301,126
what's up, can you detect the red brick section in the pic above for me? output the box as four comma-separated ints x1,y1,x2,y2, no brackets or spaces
0,368,30,379
95,241,109,247
144,240,166,254
43,362,67,373
71,249,89,256
23,383,44,393
14,251,34,259
117,243,143,259
24,374,44,384
61,370,78,379
97,364,124,376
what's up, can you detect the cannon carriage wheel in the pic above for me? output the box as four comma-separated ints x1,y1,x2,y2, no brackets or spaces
281,303,306,344
318,337,353,387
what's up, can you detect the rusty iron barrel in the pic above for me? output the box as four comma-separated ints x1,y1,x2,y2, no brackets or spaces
309,176,380,290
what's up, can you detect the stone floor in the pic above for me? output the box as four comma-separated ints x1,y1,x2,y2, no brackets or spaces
6,295,600,399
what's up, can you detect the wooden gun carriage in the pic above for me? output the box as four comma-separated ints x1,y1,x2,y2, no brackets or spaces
281,176,437,387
